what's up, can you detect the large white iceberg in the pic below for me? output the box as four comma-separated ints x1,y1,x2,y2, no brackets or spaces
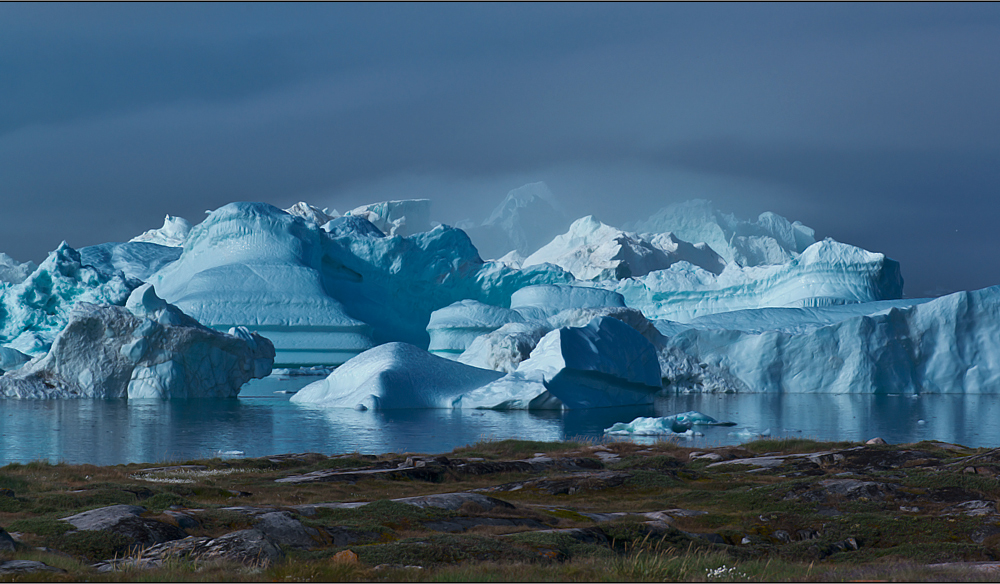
605,239,903,322
0,243,140,356
0,284,274,399
624,199,816,267
457,322,552,374
290,342,504,409
148,203,375,367
522,215,725,280
509,284,625,321
662,286,1000,394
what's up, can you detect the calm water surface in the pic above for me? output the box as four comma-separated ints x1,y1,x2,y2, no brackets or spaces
2,374,999,465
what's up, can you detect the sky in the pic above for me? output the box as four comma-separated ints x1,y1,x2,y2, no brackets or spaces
1,3,999,297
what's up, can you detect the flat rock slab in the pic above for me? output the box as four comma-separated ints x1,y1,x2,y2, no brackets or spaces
275,456,603,485
61,504,147,531
254,511,322,549
580,508,707,523
0,560,65,575
423,517,547,533
393,492,514,512
107,530,283,569
473,471,630,495
134,465,208,474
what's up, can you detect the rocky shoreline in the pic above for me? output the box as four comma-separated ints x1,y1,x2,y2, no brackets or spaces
3,438,1000,581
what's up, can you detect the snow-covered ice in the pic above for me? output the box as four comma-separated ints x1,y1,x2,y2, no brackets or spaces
129,215,192,248
522,215,725,280
344,199,431,237
624,199,815,267
290,342,504,409
0,253,37,285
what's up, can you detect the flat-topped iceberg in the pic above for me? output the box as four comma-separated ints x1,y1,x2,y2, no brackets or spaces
290,342,504,409
510,284,625,321
663,286,1000,394
0,284,274,399
605,412,736,435
606,239,903,322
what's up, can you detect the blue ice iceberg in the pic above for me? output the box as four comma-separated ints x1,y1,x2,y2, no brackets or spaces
605,412,736,435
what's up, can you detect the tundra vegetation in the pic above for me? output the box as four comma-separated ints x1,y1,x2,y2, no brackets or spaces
3,437,1000,581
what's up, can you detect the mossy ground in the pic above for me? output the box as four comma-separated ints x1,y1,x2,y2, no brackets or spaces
2,438,1000,581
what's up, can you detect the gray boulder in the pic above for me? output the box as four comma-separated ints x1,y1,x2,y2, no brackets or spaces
253,512,321,549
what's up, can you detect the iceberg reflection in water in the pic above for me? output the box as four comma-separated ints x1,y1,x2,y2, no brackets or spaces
3,374,1000,465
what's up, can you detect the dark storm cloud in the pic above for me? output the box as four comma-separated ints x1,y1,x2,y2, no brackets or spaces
1,3,998,297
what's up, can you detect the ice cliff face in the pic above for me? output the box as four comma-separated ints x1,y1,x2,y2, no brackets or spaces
0,243,141,356
605,239,903,322
662,286,1000,394
0,284,274,399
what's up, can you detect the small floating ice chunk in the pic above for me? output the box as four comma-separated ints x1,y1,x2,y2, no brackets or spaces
605,411,735,435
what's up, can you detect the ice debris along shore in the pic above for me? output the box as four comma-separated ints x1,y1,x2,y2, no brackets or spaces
1,183,1000,402
605,412,737,436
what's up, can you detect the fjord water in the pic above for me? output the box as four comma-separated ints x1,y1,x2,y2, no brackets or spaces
3,374,1000,465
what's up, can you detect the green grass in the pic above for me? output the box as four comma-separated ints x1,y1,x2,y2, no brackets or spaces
450,439,582,460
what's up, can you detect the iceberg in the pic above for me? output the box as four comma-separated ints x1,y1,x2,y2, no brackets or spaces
606,239,903,322
0,253,37,285
344,199,431,237
129,215,192,247
0,284,274,399
0,243,140,356
522,215,725,280
80,242,182,282
515,316,662,408
290,342,504,409
458,322,552,373
624,199,815,267
285,202,338,226
426,299,525,360
510,284,625,321
148,203,375,367
465,182,571,259
663,286,1000,394
605,412,736,435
